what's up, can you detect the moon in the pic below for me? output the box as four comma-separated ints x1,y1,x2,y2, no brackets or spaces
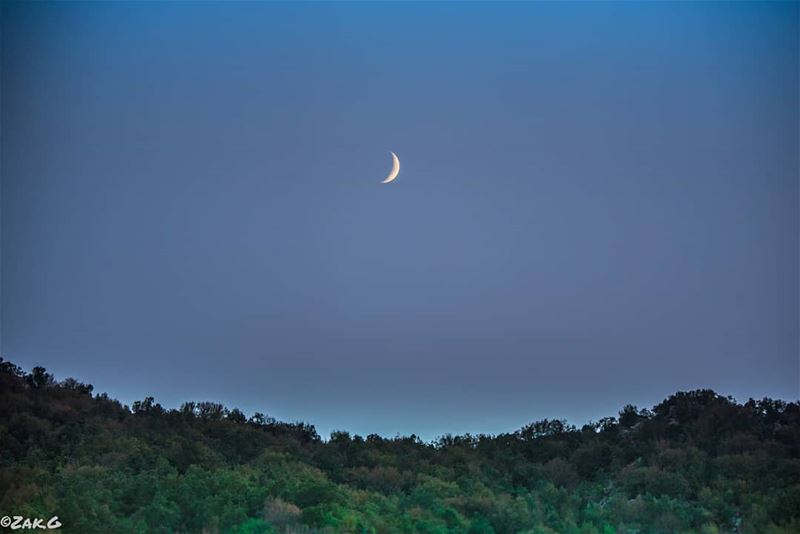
381,152,400,184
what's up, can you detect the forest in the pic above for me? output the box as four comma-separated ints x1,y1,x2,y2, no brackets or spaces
1,358,798,533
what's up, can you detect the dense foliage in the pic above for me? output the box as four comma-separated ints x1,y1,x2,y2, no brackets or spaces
1,358,799,533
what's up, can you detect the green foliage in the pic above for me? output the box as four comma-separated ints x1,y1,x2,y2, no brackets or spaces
1,357,799,533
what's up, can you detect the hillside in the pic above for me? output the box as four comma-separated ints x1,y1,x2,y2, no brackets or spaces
1,358,798,533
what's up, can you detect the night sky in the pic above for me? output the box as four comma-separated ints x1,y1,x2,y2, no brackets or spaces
2,2,798,440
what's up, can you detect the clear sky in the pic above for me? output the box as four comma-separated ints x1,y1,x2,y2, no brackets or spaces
2,1,798,440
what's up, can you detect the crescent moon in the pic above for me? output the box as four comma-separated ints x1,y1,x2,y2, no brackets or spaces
381,152,400,184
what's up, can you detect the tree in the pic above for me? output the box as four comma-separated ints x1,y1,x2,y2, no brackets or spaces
228,408,247,424
27,366,54,389
132,396,163,415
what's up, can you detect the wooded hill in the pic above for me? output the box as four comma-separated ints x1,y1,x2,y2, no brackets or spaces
1,358,798,533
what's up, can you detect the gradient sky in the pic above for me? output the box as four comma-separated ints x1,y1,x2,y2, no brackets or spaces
2,1,798,440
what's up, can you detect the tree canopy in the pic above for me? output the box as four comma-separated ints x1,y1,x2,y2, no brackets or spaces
1,358,798,533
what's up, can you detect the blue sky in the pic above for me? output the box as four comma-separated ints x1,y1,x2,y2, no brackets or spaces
2,1,798,440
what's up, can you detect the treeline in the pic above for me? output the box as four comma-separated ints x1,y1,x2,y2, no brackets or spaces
1,358,799,533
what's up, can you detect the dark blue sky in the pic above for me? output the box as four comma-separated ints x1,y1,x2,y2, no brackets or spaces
2,2,798,440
